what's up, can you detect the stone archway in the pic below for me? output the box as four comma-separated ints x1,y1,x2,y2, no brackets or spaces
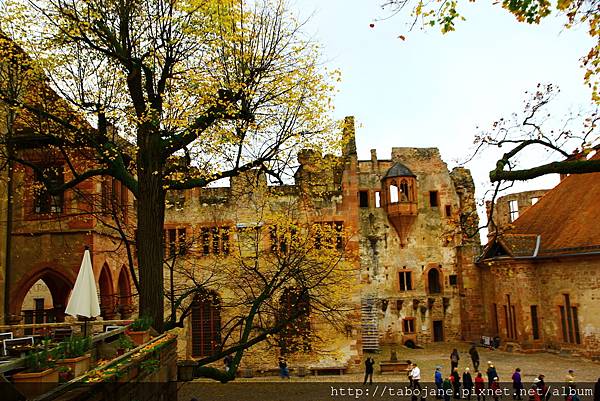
99,263,116,320
13,268,73,324
116,267,133,318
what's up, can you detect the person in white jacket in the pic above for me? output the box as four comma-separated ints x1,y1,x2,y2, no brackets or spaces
411,363,422,392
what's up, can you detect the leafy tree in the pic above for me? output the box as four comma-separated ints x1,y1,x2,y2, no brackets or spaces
0,0,337,331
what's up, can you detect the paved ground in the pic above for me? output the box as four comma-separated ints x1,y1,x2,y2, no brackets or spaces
197,342,600,383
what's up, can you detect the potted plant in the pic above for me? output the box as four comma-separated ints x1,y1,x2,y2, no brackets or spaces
117,334,135,356
56,336,92,377
57,366,74,383
127,316,153,345
12,347,59,397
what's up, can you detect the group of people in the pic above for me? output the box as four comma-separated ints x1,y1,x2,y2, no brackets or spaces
363,346,600,401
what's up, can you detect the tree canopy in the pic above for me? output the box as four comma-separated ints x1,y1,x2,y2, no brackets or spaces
0,0,339,331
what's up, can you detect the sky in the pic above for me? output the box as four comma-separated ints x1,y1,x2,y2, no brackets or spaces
291,0,595,212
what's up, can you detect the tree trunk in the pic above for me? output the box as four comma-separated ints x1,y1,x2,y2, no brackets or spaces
136,131,166,332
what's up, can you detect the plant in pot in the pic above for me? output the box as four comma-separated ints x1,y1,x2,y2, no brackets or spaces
127,316,153,345
57,366,74,383
117,334,135,356
56,336,92,378
12,347,59,398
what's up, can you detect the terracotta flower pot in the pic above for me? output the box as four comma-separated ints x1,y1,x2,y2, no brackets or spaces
13,368,59,398
127,330,150,346
57,354,91,378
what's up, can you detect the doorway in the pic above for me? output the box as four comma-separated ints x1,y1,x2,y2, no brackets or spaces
433,320,444,342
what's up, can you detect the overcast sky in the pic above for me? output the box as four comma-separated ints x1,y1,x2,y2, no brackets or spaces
293,0,595,209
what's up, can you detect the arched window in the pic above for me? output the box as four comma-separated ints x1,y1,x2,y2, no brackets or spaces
191,292,221,357
427,268,442,294
99,264,115,320
117,268,133,318
400,180,409,201
390,183,399,203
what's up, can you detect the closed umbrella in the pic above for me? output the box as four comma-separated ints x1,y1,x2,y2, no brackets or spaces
65,247,100,335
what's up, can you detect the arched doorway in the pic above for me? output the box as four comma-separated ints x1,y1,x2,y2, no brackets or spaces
16,268,73,326
99,264,116,320
427,268,442,294
117,267,133,318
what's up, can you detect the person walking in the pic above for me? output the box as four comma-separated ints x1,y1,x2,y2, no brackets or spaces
411,362,422,391
408,361,414,387
363,356,375,385
452,367,462,399
486,362,498,387
512,368,523,400
451,349,461,373
475,372,486,401
278,357,290,379
435,366,444,399
535,375,549,401
469,345,480,371
223,355,233,372
463,368,474,401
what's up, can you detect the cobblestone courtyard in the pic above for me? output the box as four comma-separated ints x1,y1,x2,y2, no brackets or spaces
227,342,600,382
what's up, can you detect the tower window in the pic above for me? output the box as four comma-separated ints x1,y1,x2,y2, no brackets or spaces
359,191,369,208
508,200,519,222
429,191,439,207
399,271,413,291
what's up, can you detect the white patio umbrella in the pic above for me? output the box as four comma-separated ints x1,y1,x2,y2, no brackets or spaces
65,247,101,335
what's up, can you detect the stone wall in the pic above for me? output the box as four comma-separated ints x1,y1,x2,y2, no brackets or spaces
478,255,600,358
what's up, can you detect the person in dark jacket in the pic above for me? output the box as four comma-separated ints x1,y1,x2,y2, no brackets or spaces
452,367,461,399
463,368,474,401
451,349,460,372
444,377,454,401
278,357,290,379
512,368,523,400
487,362,498,387
469,345,480,371
364,357,375,385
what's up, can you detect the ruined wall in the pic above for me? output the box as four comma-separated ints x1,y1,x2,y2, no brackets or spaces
449,167,483,341
487,190,549,236
355,147,478,346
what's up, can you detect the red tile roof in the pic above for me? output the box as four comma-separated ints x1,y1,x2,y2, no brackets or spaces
507,154,600,256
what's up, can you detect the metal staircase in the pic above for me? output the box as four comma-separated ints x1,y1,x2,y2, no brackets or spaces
361,296,379,352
